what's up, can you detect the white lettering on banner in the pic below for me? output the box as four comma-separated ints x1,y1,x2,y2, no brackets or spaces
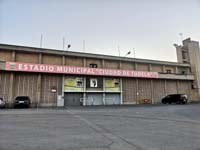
29,64,33,70
40,65,44,71
24,64,28,70
57,66,63,72
5,62,159,78
18,64,23,70
49,66,54,72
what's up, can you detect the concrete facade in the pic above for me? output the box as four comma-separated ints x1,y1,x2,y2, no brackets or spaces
0,39,199,107
175,38,200,100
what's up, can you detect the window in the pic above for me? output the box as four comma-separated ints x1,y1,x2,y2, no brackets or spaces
89,64,97,68
166,70,172,74
76,77,83,87
182,71,186,74
182,52,187,59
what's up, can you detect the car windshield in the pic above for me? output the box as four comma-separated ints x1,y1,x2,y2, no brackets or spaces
16,97,29,101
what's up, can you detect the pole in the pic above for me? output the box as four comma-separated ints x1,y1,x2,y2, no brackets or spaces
118,45,120,57
40,34,43,48
63,37,65,50
133,48,136,58
83,40,85,52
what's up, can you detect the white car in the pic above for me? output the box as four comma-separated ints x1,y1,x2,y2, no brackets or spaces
0,98,6,108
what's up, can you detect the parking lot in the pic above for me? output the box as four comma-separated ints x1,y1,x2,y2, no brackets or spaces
0,104,200,150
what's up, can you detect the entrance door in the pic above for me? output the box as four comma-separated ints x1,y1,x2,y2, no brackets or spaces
105,93,121,105
64,93,83,106
86,93,103,105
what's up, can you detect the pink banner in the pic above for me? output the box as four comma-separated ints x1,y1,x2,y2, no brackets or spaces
5,62,159,78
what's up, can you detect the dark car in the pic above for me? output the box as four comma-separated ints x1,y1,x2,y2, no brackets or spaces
162,94,188,104
0,98,6,108
14,96,31,108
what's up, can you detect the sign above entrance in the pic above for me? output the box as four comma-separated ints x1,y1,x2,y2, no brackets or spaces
5,62,159,78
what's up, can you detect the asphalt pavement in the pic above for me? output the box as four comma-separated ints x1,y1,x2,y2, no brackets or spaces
0,104,200,150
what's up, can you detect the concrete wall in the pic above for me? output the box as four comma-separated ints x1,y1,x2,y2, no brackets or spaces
0,51,12,61
43,54,62,65
153,80,165,103
104,60,119,69
151,65,163,72
0,72,11,104
137,63,149,71
175,39,200,100
86,58,102,68
122,78,137,104
66,56,84,67
16,52,39,63
121,61,134,70
40,74,62,107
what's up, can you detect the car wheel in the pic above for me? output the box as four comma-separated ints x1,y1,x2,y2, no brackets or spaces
182,101,187,104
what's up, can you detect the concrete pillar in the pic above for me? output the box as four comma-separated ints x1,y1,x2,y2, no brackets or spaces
102,59,104,68
162,65,165,73
175,67,178,74
136,79,139,104
83,77,86,106
8,73,14,107
102,59,105,105
135,63,138,70
119,61,122,69
149,64,152,71
83,58,86,67
103,77,105,105
120,78,123,105
176,80,179,93
37,53,42,107
83,58,86,105
62,56,65,65
164,80,167,95
9,51,16,107
151,79,154,104
12,51,16,62
36,75,41,107
61,55,66,107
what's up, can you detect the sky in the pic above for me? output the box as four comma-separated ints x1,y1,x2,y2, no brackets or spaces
0,0,200,62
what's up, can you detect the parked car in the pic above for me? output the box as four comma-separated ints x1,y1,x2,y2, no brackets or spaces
162,94,188,104
14,96,31,108
0,98,6,108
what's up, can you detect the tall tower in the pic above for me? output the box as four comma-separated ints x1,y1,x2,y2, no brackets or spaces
175,38,200,99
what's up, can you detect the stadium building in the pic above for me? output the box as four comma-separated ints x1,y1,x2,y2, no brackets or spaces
0,38,200,107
